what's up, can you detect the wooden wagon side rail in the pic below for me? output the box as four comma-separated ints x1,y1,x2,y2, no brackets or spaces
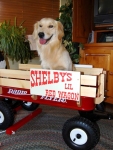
0,69,97,98
0,64,105,104
19,64,105,103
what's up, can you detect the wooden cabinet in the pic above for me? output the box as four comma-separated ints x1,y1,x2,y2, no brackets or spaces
80,43,113,104
72,0,113,104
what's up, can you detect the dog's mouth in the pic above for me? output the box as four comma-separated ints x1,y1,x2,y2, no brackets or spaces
39,35,53,45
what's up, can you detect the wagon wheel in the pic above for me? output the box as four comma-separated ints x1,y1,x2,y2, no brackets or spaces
96,102,105,112
21,101,39,111
0,101,14,130
62,116,100,150
3,98,21,109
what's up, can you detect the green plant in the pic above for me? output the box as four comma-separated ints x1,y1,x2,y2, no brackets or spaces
57,0,80,63
0,18,33,63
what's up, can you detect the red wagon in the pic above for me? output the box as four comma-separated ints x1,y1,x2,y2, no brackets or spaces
0,64,109,150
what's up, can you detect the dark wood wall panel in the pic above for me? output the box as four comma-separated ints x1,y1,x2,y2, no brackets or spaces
0,0,60,34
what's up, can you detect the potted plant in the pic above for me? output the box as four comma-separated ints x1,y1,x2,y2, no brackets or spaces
0,18,33,64
57,0,81,64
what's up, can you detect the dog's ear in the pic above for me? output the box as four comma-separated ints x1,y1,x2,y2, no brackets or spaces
32,22,38,39
57,21,64,40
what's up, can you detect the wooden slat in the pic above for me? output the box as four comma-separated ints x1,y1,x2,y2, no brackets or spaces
0,69,30,80
81,86,96,97
0,78,29,89
76,67,103,75
19,64,103,76
81,75,97,86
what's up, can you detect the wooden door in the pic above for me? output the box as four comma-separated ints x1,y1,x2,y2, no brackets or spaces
80,46,110,69
72,0,93,43
82,53,110,70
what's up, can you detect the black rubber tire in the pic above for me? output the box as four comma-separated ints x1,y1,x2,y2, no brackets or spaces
3,98,21,109
0,101,14,130
21,101,39,111
62,116,100,150
96,102,105,112
3,98,12,105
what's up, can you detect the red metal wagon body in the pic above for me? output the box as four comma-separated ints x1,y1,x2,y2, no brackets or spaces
0,64,106,150
0,86,95,111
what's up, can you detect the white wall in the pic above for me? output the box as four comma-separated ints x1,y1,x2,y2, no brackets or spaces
60,0,66,6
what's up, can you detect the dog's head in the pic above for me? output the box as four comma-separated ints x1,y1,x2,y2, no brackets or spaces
32,18,64,45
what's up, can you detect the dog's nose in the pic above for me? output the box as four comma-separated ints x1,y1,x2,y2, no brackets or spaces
38,32,44,38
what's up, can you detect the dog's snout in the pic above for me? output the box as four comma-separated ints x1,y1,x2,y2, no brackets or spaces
38,32,44,38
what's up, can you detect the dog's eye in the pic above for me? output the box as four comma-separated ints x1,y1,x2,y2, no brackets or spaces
48,25,53,28
39,25,42,27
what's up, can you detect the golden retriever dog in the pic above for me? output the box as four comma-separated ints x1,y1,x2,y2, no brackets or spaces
33,18,73,71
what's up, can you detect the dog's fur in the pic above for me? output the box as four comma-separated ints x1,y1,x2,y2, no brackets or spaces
33,18,73,71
